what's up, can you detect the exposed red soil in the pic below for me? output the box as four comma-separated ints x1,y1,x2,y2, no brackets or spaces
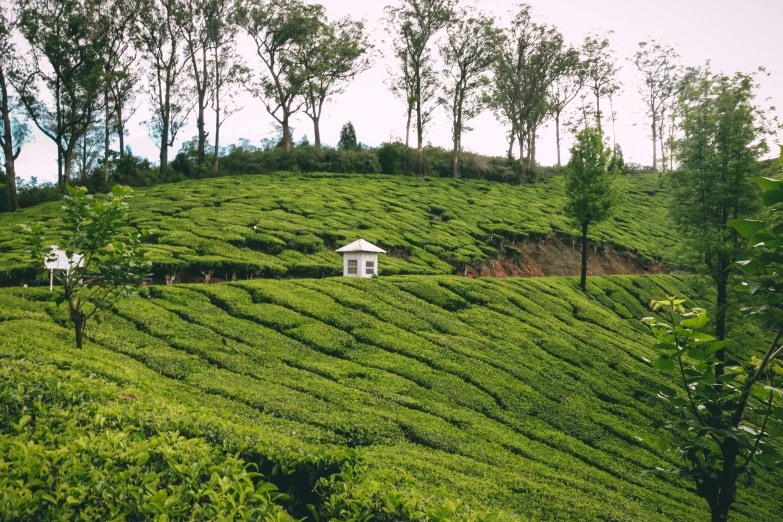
463,233,666,279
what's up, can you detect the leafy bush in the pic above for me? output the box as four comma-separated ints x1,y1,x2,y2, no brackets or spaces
0,173,678,284
1,275,783,520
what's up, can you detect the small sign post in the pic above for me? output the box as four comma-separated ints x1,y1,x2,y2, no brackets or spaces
44,245,84,291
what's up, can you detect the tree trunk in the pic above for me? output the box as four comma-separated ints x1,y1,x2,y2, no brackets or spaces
63,147,73,186
517,129,524,167
416,101,424,176
58,147,63,187
452,133,460,179
0,66,19,210
580,221,589,291
595,93,602,134
213,94,220,173
104,86,111,186
197,99,206,164
313,114,321,149
651,110,658,172
197,46,207,165
74,317,85,349
507,129,515,160
159,114,169,182
282,113,291,152
528,126,536,170
404,106,412,176
116,100,125,158
555,114,562,167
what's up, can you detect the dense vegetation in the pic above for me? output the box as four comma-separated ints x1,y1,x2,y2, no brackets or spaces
0,172,674,285
1,274,782,520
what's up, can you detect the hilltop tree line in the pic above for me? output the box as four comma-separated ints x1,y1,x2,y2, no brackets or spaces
0,0,778,212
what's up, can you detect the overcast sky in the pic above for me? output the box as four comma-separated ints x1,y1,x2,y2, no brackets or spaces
14,0,783,184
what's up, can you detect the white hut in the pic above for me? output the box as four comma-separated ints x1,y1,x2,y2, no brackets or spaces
336,239,386,278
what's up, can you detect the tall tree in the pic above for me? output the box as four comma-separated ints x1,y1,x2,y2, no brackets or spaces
136,0,193,181
582,32,620,134
237,0,322,153
547,47,584,167
27,185,149,348
633,40,680,171
15,0,105,187
0,2,30,210
96,0,137,186
669,68,772,344
440,8,501,179
300,15,371,148
337,121,357,150
181,0,213,166
492,5,564,173
207,0,246,172
386,0,454,175
564,127,620,290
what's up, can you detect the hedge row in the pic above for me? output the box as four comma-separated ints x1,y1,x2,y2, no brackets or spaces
0,172,676,284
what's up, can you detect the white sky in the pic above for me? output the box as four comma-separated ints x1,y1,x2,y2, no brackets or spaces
15,0,783,183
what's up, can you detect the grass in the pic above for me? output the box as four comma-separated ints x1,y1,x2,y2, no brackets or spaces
1,274,781,520
0,172,676,284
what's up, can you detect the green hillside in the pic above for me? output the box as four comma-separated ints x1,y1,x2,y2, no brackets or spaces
2,275,782,520
0,172,675,284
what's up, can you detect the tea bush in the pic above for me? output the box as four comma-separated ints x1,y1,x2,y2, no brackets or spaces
2,275,782,520
0,172,676,284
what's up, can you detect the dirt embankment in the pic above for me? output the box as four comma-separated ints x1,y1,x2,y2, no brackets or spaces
463,233,666,279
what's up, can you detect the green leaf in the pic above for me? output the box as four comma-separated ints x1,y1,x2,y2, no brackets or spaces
702,366,716,385
651,343,677,354
728,219,766,239
681,311,709,329
755,176,783,192
774,407,783,421
136,451,151,466
654,357,676,372
654,438,669,452
766,427,783,438
669,397,688,408
763,188,783,206
685,348,706,361
706,340,730,355
756,453,777,468
734,260,760,275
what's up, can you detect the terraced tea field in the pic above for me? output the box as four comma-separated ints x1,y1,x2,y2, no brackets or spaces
2,274,782,520
0,172,675,284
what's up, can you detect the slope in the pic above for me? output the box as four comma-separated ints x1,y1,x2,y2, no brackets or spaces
1,274,781,521
0,172,675,284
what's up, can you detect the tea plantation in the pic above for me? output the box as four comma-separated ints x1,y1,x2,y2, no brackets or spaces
0,172,675,284
2,274,782,520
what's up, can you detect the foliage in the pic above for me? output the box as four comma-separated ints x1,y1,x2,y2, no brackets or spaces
25,185,149,347
1,172,675,284
337,121,358,150
641,297,783,521
135,0,194,180
0,360,294,521
581,32,621,134
300,16,371,149
1,274,782,520
492,5,565,173
440,7,502,179
668,67,771,341
237,0,322,153
564,127,621,289
385,0,455,175
15,0,105,186
632,40,680,172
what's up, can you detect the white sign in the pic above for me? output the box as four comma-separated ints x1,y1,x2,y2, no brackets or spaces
45,246,84,291
44,246,84,271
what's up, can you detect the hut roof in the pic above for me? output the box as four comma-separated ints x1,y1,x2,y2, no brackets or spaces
335,238,387,254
